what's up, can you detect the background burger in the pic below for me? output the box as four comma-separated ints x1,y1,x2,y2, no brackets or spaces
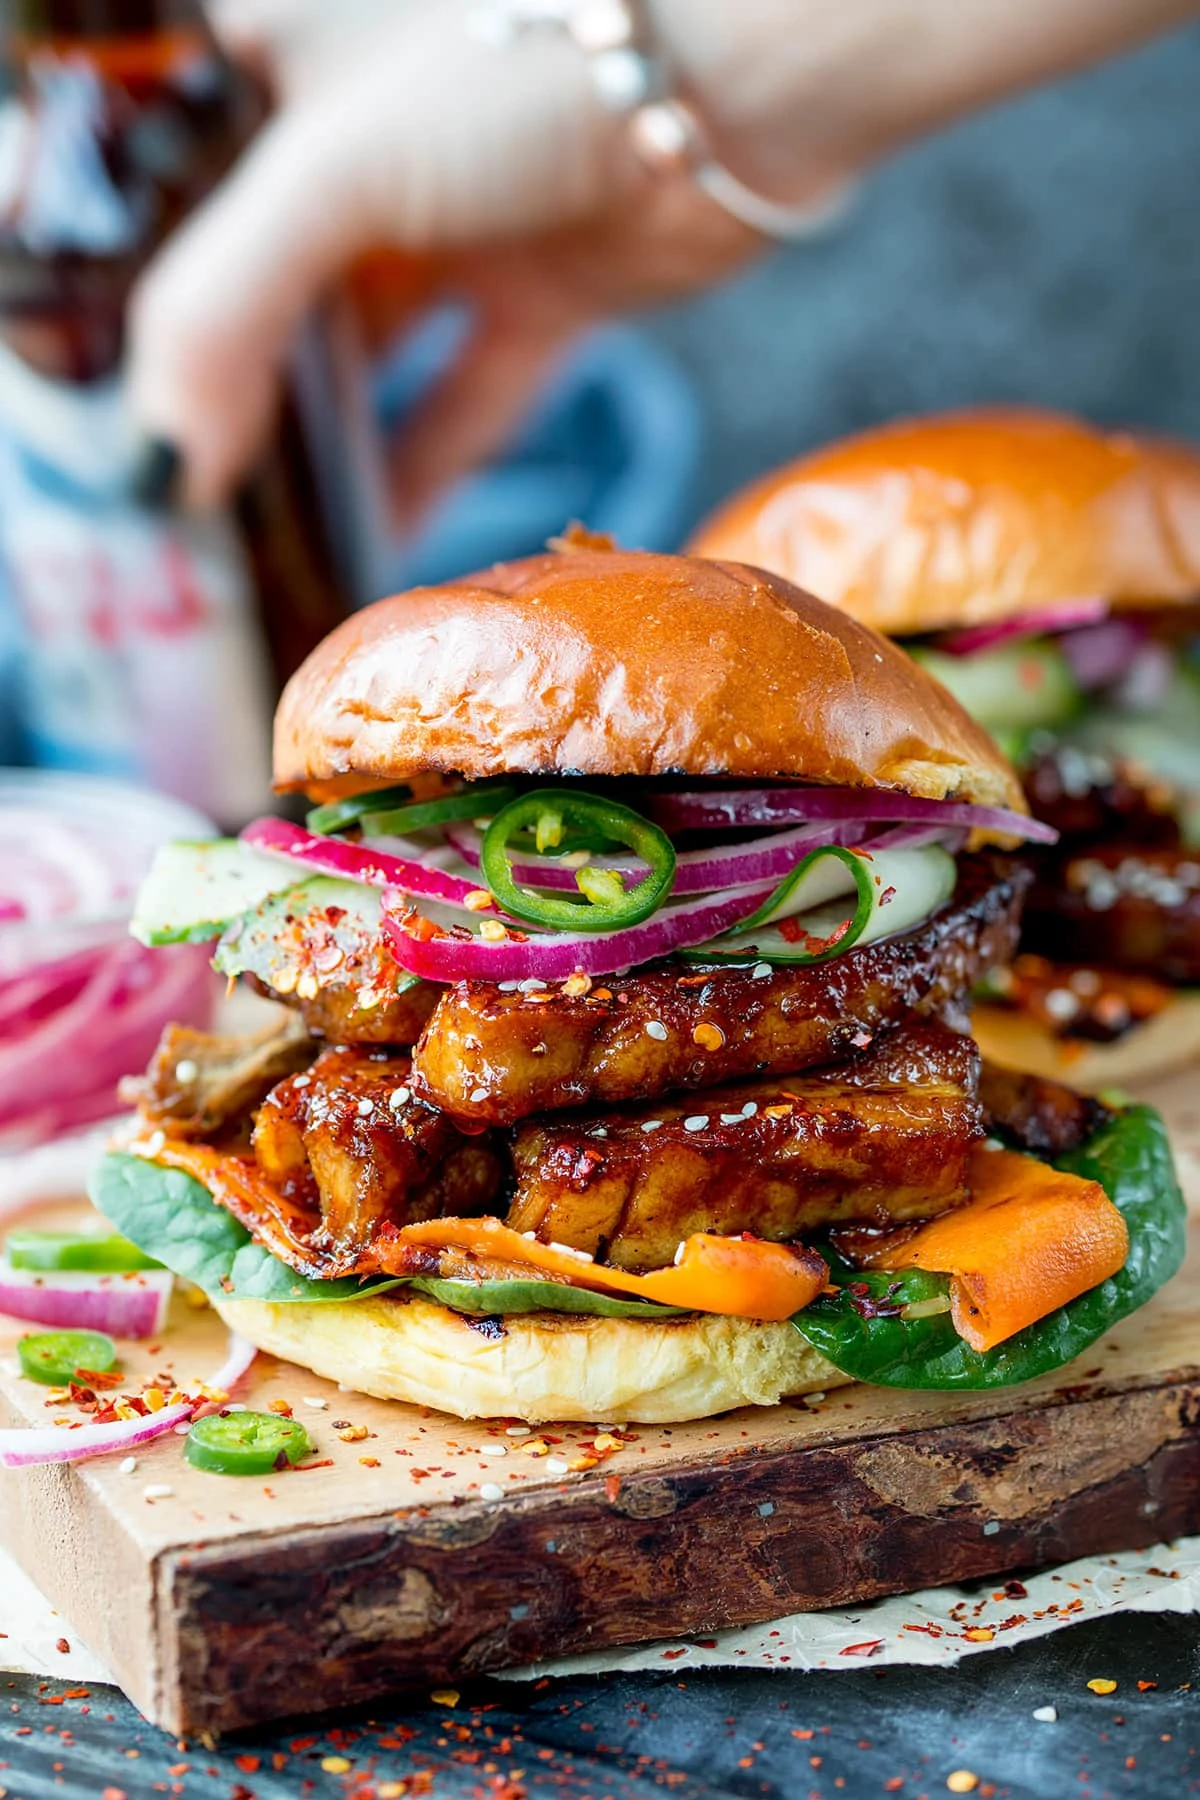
94,543,1184,1423
691,408,1200,1088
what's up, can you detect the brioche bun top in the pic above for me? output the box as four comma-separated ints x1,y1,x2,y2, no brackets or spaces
689,408,1200,637
274,544,1024,812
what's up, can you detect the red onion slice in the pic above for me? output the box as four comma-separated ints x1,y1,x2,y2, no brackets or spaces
0,1264,173,1338
382,880,776,982
204,1331,258,1396
0,1400,195,1468
937,598,1109,657
647,788,1057,844
446,821,870,895
240,816,488,906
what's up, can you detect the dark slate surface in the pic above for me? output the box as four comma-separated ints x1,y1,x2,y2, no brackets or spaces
2,1612,1196,1799
649,22,1200,532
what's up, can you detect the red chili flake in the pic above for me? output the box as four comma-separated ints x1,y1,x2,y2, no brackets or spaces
791,1729,814,1740
233,1754,260,1773
1137,1681,1159,1692
1004,1579,1028,1599
102,1789,128,1800
840,1640,885,1658
62,1688,90,1700
76,1368,123,1391
878,885,897,907
603,1474,621,1502
54,1638,69,1654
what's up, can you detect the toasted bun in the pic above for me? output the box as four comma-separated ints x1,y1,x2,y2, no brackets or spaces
690,409,1200,637
214,1290,846,1424
971,992,1200,1092
274,545,1024,814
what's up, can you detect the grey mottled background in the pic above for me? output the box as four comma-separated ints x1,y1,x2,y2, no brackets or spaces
647,20,1200,533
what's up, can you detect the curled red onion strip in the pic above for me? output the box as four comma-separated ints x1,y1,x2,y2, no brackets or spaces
382,879,776,982
0,1330,257,1468
647,788,1057,843
240,816,488,906
938,598,1109,658
445,820,870,895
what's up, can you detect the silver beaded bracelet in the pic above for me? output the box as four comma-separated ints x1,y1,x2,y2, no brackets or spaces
466,0,836,242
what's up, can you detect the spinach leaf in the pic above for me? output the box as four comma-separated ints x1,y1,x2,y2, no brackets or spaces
794,1105,1185,1389
410,1277,685,1319
89,1153,403,1304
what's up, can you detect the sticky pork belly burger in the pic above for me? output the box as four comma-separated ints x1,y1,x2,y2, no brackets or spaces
691,408,1200,1087
92,544,1184,1423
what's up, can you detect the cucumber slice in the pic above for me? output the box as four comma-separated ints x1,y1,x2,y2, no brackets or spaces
213,876,422,999
685,844,956,966
912,640,1081,733
131,840,297,946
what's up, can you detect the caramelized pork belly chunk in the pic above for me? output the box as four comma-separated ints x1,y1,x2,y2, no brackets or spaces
263,968,439,1045
414,856,1027,1126
252,1046,502,1260
508,1024,981,1271
1022,845,1200,984
123,1012,315,1138
978,1059,1112,1159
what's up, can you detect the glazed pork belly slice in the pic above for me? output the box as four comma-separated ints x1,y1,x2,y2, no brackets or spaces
978,1060,1111,1159
413,856,1028,1127
123,1011,316,1137
1021,844,1200,984
507,1023,982,1272
253,1045,503,1261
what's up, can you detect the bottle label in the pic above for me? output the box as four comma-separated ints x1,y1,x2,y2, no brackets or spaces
0,338,274,824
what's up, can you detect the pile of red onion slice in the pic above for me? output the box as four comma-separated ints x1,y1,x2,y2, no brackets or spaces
0,773,217,1149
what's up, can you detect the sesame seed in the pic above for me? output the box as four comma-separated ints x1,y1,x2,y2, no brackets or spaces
548,1241,594,1261
479,1443,507,1457
1032,1706,1058,1723
751,962,772,979
673,1241,687,1265
589,1126,609,1138
641,1120,663,1133
470,1086,489,1104
683,1115,709,1132
519,977,548,992
545,1458,570,1474
645,1020,668,1040
946,1773,978,1794
741,1101,758,1118
506,1424,532,1436
143,1484,173,1500
356,1098,374,1116
301,1396,328,1409
982,1520,1000,1536
119,1456,137,1474
1044,988,1079,1022
719,1113,745,1125
480,1482,504,1501
498,980,520,992
292,1073,311,1088
174,1059,198,1084
389,1086,412,1110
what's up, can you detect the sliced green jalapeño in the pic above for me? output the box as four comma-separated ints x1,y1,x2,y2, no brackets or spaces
184,1410,313,1476
480,788,676,931
18,1330,120,1386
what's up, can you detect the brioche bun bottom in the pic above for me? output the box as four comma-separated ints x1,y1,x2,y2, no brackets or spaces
215,1291,847,1424
972,993,1200,1092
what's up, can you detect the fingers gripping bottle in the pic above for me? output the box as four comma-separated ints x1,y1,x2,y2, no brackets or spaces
0,0,351,824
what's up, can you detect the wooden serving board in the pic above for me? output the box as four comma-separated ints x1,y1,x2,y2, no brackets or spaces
2,1070,1199,1737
